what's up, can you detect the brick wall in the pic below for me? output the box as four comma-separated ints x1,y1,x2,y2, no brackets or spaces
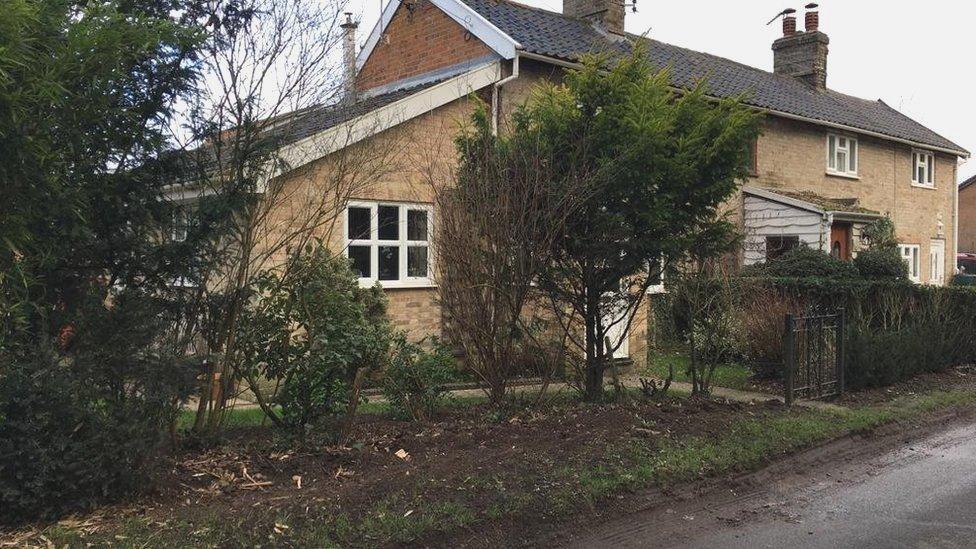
356,0,494,93
748,116,958,284
959,183,976,254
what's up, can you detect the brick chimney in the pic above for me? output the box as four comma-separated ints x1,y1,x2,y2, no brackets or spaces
772,3,829,90
340,12,358,104
563,0,625,35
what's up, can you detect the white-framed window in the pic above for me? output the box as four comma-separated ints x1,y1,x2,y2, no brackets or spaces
647,255,666,294
170,206,192,242
912,150,935,188
345,200,432,287
827,134,858,177
899,244,921,283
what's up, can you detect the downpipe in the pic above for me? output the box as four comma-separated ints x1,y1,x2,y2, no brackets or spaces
491,55,520,135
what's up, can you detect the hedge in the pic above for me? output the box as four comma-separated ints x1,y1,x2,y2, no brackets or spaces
654,276,976,390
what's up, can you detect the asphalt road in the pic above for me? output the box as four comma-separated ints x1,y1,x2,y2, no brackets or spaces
569,421,976,549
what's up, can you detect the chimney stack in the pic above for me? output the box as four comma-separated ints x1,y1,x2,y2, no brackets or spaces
563,0,625,35
340,12,358,105
772,4,829,90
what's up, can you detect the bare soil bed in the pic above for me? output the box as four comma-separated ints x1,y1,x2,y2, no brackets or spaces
5,393,784,547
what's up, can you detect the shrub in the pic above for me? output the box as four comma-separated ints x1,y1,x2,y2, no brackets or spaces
382,336,456,421
234,246,392,434
854,247,908,279
738,288,805,377
0,292,195,523
741,246,858,279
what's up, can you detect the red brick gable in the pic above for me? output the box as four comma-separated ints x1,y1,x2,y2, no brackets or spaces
356,1,494,92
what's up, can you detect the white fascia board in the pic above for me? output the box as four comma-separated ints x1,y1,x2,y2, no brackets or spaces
356,0,520,72
268,60,502,180
428,0,520,58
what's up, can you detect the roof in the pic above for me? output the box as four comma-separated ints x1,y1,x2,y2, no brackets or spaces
961,175,976,191
262,80,442,149
458,0,967,155
167,80,442,177
744,186,880,217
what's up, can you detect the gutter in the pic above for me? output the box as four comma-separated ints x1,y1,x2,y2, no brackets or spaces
517,51,970,159
492,54,520,135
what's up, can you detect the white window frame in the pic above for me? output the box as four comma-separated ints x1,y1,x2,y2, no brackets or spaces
911,149,935,188
344,200,433,288
826,133,858,178
899,244,921,283
646,255,666,295
171,205,192,242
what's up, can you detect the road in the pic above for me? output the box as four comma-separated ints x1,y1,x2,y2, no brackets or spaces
567,420,976,548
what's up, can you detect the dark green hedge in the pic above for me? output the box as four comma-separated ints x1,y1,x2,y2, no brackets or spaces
741,277,976,389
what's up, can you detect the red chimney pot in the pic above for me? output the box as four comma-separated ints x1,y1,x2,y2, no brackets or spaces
783,15,797,36
805,9,819,32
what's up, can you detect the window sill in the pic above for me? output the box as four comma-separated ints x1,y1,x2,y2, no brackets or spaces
358,279,436,290
910,183,936,190
826,171,860,180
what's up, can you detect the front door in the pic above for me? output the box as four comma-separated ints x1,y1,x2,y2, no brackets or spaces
830,223,852,261
930,239,946,285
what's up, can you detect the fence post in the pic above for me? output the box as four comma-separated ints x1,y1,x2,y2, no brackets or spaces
784,313,795,406
836,308,845,395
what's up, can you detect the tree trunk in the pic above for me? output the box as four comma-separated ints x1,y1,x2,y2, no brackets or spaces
582,286,604,402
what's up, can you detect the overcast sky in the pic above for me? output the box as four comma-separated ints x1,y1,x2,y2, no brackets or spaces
349,0,975,182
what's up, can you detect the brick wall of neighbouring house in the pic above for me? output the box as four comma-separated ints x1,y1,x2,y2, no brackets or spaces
356,1,494,93
959,182,976,254
747,116,958,284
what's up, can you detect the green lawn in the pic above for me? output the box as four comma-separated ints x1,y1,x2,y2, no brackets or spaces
644,350,755,391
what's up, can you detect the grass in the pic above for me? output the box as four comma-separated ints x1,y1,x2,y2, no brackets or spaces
35,388,976,548
644,350,755,391
540,388,976,515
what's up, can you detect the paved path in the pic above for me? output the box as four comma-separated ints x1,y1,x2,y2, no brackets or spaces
568,419,976,548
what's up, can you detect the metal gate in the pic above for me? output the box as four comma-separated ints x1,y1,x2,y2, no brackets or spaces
784,310,845,405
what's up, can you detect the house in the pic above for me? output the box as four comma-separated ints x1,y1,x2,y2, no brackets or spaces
179,0,968,364
958,175,976,255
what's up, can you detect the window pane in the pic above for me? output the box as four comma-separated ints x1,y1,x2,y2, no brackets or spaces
838,137,846,148
378,205,399,240
378,245,399,280
828,136,836,169
348,245,371,278
918,165,925,184
407,246,428,277
837,151,847,172
849,141,857,172
348,207,371,240
927,155,934,183
407,210,428,241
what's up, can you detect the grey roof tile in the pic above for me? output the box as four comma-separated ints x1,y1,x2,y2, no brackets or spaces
462,0,966,154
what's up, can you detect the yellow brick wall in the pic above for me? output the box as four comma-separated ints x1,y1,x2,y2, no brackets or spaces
748,116,958,284
959,184,976,254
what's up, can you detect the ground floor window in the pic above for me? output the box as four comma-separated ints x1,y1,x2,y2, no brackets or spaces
899,244,921,283
765,235,800,261
346,200,432,286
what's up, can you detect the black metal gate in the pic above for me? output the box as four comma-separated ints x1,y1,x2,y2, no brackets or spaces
784,310,845,405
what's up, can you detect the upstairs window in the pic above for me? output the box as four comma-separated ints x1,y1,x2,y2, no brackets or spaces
827,134,858,177
912,150,935,188
346,201,432,287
